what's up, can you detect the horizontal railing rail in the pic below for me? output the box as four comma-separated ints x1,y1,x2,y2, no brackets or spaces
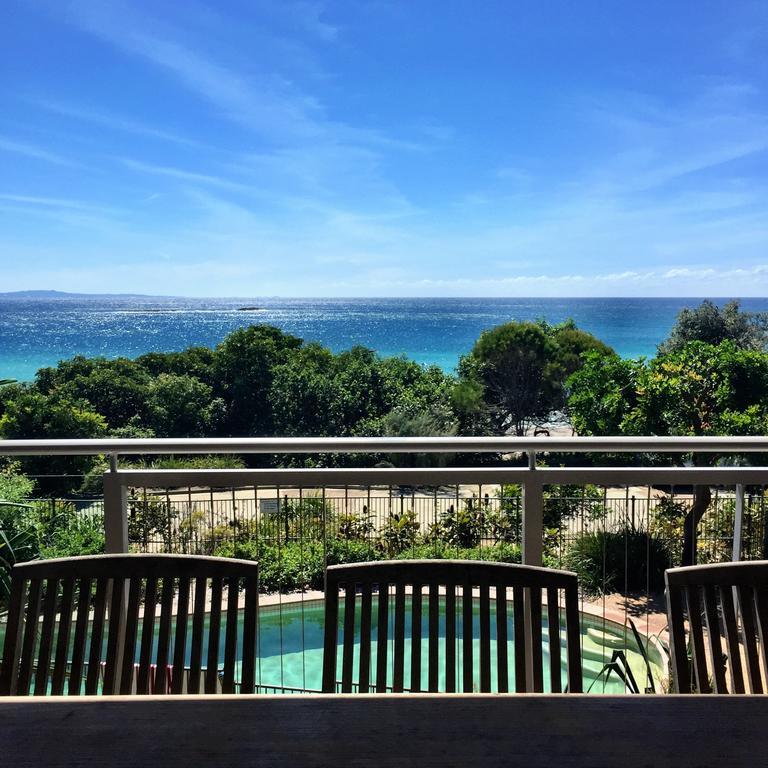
3,435,768,456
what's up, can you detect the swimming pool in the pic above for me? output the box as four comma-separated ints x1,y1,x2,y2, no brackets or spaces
255,597,665,694
0,597,665,694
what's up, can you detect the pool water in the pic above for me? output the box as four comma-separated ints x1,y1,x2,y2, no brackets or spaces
0,597,665,694
255,598,665,694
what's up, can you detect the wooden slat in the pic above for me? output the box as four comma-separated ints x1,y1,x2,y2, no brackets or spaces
496,584,508,693
358,583,373,693
240,573,258,694
529,587,543,693
564,583,582,694
341,585,356,693
547,587,562,693
69,578,92,696
222,578,240,694
51,578,75,696
188,576,207,694
321,583,339,694
427,582,439,693
478,582,491,693
738,585,762,694
719,586,745,694
154,577,175,695
754,588,768,692
0,574,26,695
33,578,58,695
171,577,191,695
513,585,526,693
445,584,456,693
686,585,711,694
393,582,406,693
702,584,727,693
119,577,142,695
205,577,223,694
462,581,473,693
137,576,158,695
103,577,127,695
85,577,109,695
375,584,389,693
16,578,42,696
410,583,422,692
666,584,691,693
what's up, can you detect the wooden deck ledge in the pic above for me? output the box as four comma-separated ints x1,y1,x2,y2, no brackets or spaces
2,693,767,768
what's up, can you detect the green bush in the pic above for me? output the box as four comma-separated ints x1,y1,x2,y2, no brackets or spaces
435,500,486,548
380,509,420,556
39,513,104,559
565,527,672,595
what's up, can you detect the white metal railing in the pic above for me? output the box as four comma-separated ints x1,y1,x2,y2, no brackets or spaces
2,435,768,455
1,436,766,564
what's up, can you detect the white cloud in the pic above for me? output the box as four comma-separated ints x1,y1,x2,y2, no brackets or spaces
0,135,76,166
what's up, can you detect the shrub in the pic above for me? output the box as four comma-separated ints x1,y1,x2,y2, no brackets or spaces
380,509,420,556
435,501,486,548
565,527,672,595
39,513,104,559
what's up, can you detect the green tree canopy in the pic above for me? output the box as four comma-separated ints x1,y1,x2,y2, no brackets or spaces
568,340,768,565
146,374,226,437
35,356,151,429
0,390,106,494
459,320,613,435
659,299,768,354
569,342,768,437
213,325,303,435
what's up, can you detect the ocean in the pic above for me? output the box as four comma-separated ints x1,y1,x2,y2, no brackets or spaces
1,296,767,382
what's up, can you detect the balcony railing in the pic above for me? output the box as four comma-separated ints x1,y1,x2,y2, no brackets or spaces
0,435,763,563
3,436,767,695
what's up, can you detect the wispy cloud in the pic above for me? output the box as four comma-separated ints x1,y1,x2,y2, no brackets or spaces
32,99,209,149
120,158,255,193
0,135,76,166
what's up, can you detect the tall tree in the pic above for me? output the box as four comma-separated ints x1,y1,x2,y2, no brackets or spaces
659,299,768,354
569,342,768,564
460,320,613,436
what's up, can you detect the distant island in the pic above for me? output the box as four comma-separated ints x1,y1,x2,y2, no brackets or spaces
0,290,161,300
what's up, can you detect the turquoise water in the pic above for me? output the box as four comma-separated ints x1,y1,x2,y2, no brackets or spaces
256,598,662,694
3,295,766,380
0,597,663,694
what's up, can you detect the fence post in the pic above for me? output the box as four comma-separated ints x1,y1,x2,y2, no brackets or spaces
733,484,745,562
103,455,128,554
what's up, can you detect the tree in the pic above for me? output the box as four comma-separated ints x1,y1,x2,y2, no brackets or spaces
146,374,226,437
35,356,151,429
659,299,768,354
213,325,303,435
568,341,768,564
136,347,216,386
0,390,106,495
459,320,612,436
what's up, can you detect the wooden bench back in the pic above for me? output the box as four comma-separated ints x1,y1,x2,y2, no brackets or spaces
322,559,582,694
0,554,259,696
666,560,768,693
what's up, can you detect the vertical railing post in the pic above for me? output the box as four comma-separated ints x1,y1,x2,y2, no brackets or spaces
522,450,543,691
103,454,129,554
522,451,543,566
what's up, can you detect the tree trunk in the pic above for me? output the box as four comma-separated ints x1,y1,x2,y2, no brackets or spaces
681,485,712,566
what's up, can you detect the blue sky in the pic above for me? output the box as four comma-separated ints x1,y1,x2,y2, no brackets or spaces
1,0,767,297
